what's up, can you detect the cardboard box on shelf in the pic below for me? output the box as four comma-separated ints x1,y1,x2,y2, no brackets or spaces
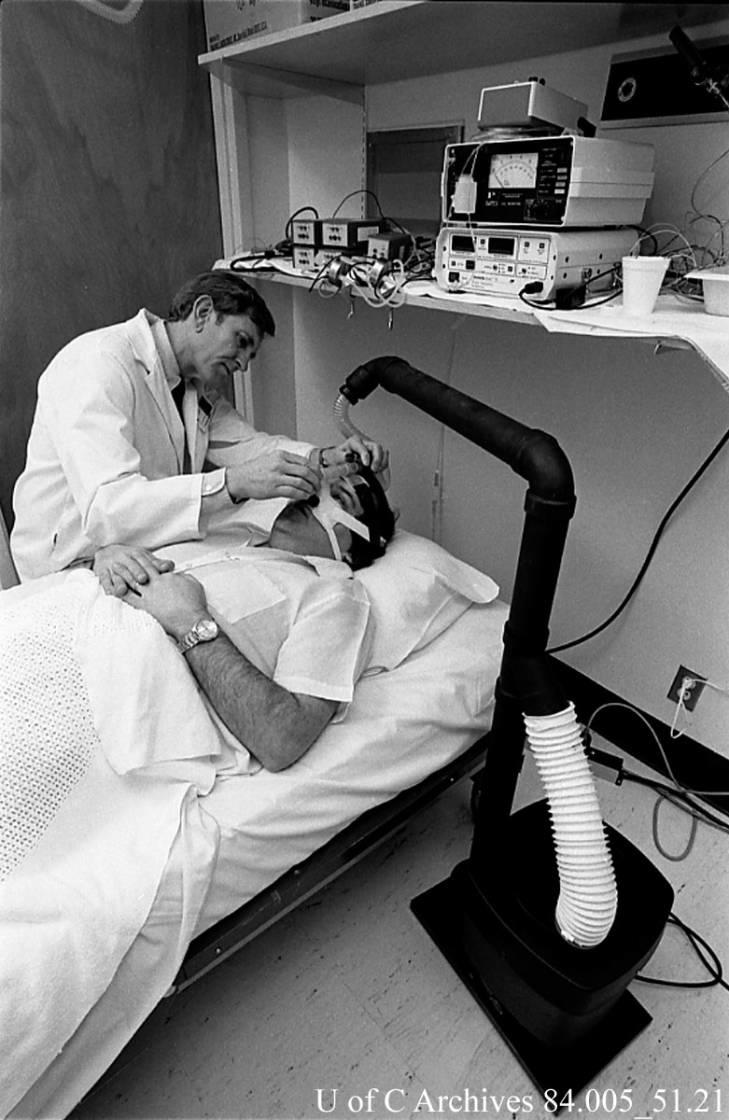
204,0,349,52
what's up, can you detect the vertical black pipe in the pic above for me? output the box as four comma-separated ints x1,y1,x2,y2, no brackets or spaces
340,357,576,844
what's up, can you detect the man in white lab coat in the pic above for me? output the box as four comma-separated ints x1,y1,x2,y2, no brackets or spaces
11,271,386,581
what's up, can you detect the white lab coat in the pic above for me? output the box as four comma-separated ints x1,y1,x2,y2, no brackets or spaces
11,309,312,580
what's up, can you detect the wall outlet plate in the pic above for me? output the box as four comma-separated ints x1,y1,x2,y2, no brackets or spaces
667,665,707,711
601,37,729,129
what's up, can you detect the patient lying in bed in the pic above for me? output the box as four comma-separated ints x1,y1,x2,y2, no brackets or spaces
92,465,397,773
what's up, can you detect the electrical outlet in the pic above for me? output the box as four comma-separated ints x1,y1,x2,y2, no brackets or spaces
667,665,707,711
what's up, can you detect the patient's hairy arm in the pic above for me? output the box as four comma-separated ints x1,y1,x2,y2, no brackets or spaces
124,571,336,771
185,635,336,771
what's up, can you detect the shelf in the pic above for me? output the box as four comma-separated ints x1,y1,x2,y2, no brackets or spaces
223,262,729,392
221,261,537,325
198,0,728,98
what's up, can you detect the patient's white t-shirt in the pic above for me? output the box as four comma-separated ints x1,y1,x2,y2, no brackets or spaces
179,547,371,704
156,542,373,775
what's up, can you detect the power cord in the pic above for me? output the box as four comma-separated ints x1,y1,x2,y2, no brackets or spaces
585,702,729,863
548,424,729,654
229,250,282,272
518,265,623,312
636,912,729,992
584,707,729,992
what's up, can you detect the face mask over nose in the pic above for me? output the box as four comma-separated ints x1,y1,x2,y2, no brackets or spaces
309,482,370,562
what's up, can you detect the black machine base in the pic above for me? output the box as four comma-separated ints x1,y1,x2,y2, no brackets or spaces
411,800,673,1105
412,876,651,1104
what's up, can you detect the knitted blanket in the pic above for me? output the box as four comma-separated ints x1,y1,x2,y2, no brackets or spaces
0,572,222,1116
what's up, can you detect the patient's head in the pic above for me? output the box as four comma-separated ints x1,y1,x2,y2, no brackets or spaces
267,465,396,569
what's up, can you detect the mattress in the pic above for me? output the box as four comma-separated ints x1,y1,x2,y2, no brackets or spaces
8,598,508,1120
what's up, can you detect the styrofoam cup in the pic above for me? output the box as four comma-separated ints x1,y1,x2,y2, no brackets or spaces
686,267,729,316
621,255,669,317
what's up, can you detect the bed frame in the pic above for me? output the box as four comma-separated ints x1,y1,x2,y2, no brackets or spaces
175,735,489,991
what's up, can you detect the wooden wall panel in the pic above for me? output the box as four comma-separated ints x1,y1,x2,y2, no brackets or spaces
0,0,222,526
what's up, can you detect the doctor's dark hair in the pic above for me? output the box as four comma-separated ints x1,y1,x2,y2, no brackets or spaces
347,465,396,571
167,271,276,338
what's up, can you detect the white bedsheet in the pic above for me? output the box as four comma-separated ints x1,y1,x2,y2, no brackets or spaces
7,595,508,1120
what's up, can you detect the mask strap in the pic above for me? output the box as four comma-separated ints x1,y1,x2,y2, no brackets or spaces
309,488,370,563
320,517,343,562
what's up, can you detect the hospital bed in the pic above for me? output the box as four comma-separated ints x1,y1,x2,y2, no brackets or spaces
0,480,507,1119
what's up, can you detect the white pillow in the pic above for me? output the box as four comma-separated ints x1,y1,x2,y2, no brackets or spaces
355,530,499,671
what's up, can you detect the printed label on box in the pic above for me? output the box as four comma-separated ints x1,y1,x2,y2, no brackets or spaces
205,0,348,51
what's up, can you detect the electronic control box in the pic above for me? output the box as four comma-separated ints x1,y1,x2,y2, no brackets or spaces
441,135,654,228
292,245,342,271
321,218,386,249
435,226,637,301
291,217,389,270
368,231,412,261
290,218,324,246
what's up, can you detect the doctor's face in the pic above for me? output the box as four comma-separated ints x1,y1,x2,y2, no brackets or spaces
189,302,264,388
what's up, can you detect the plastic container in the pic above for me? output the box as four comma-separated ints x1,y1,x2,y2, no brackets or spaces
686,266,729,317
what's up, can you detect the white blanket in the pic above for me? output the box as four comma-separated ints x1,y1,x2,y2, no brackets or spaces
0,572,223,1117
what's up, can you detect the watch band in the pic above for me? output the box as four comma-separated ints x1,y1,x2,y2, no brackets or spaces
177,617,220,654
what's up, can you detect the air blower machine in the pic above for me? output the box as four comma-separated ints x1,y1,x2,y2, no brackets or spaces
335,356,673,1102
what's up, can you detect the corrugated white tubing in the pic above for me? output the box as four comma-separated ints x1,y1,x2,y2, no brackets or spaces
333,394,371,443
524,703,618,948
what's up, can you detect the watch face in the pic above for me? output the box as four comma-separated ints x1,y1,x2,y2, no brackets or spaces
194,618,219,641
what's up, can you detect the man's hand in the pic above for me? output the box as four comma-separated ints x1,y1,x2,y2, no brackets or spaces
122,570,209,642
335,436,389,473
94,545,175,598
225,450,320,502
318,438,391,488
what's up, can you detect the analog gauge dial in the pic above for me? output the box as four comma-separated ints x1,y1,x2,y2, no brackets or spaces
488,151,539,189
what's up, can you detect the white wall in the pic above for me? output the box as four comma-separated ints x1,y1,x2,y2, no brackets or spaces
245,14,729,759
242,92,365,250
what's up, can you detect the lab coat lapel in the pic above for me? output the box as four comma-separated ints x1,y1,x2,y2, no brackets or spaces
148,362,186,472
128,310,186,471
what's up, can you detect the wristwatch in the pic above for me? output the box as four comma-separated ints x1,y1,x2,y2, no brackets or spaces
177,617,220,655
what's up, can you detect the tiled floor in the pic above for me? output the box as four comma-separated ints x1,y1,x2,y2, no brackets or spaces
73,745,728,1120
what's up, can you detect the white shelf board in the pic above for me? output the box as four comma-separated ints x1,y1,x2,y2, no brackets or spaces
225,266,729,394
199,1,728,98
230,264,540,325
